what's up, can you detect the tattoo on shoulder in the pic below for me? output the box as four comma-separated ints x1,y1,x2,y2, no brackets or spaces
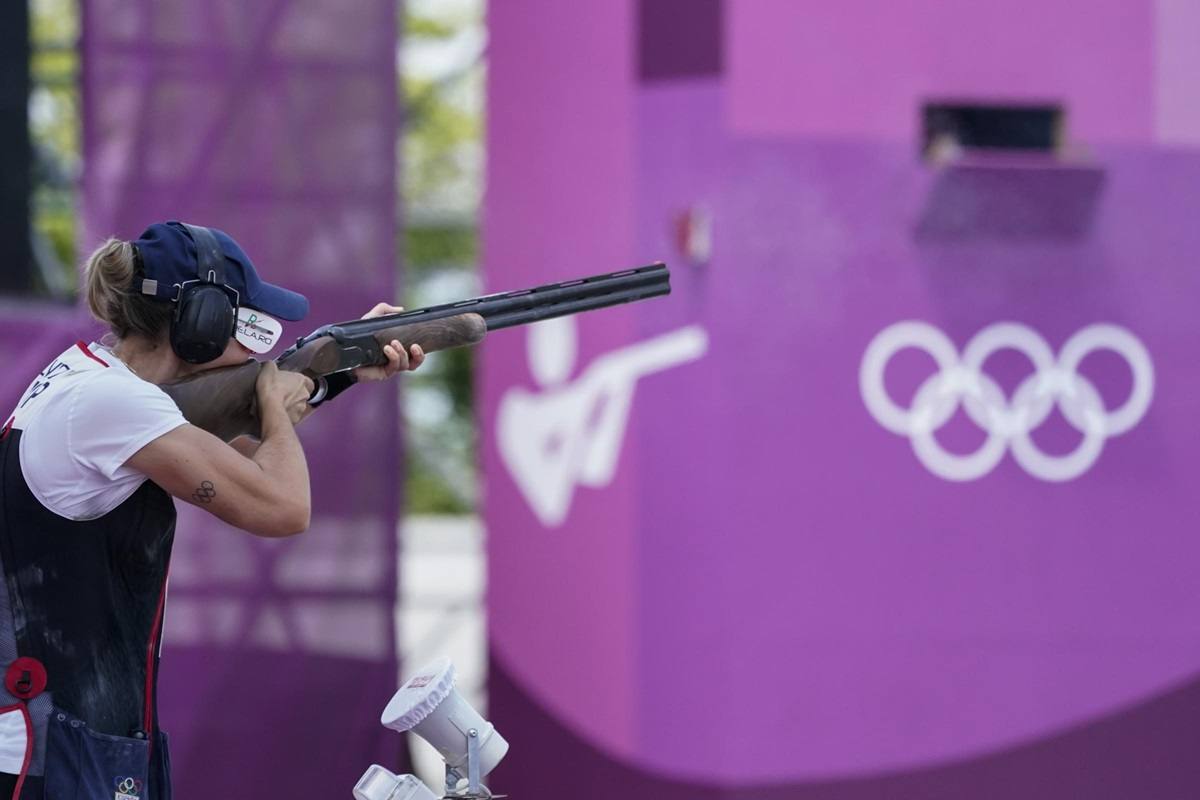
192,480,217,504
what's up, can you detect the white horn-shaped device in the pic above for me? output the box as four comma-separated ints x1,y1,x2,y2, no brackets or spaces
382,658,509,786
353,765,440,800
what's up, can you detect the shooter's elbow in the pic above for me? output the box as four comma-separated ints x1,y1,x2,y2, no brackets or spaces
252,500,311,538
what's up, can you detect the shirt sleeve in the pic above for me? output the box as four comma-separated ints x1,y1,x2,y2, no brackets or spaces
70,370,189,480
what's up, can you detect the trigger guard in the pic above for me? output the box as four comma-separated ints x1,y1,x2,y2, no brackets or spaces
307,376,330,406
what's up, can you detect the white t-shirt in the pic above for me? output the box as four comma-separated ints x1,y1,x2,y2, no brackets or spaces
6,341,188,520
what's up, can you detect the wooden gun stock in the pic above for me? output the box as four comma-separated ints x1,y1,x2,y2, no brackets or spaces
161,312,486,441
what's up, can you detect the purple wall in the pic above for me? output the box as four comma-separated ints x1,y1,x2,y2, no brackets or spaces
485,1,1200,797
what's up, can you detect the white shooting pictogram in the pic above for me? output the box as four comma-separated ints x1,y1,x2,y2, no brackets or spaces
498,316,708,526
860,321,1154,481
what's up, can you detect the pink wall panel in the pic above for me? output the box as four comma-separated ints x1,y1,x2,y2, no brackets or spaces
728,0,1155,145
1155,0,1200,147
484,0,641,761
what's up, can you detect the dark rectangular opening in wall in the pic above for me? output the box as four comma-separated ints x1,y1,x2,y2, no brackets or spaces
922,102,1062,160
639,0,723,82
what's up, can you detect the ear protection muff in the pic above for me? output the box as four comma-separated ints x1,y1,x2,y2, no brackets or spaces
170,223,240,364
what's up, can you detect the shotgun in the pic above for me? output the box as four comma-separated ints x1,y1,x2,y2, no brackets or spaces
161,263,671,441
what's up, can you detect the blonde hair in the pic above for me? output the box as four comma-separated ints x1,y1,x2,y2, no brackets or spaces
83,238,173,340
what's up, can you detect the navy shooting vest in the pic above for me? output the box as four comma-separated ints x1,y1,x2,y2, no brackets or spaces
0,422,175,799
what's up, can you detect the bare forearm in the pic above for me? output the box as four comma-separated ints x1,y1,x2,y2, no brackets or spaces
250,402,311,533
230,435,260,458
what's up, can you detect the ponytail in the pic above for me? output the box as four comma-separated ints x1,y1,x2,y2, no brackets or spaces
83,238,172,340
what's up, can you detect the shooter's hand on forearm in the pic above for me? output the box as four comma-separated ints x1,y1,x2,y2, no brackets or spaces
351,303,426,382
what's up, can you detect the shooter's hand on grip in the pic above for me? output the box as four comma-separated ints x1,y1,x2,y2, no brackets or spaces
256,361,315,426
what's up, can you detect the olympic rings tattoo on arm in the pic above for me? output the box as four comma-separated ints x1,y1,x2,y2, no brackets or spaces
192,480,217,504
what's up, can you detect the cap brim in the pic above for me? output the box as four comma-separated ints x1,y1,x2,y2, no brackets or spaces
246,282,309,321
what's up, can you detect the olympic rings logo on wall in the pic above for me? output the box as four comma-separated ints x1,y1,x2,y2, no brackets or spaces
859,322,1155,482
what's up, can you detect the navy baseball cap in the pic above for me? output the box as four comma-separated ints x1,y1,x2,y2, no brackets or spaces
132,221,309,320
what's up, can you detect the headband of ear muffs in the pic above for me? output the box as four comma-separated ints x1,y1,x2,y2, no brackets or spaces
169,223,240,364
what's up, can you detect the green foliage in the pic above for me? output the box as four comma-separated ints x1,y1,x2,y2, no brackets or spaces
402,1,483,514
405,15,457,39
406,453,472,514
30,0,78,42
28,0,81,294
33,186,76,268
405,225,478,274
440,346,474,419
402,74,481,210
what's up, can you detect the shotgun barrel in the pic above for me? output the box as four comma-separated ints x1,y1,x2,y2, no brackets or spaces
281,262,670,357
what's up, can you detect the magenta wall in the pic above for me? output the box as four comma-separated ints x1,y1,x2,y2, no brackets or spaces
484,1,1200,797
